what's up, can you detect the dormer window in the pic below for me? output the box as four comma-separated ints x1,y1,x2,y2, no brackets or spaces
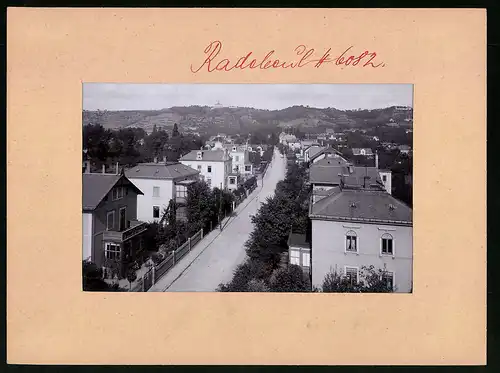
196,151,203,160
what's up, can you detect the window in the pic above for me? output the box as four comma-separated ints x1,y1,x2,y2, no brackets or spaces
229,177,236,185
153,186,160,197
382,175,387,182
197,165,202,171
119,207,127,231
235,156,239,162
345,231,358,253
381,233,394,255
153,206,160,219
105,243,121,260
302,252,311,267
207,165,212,173
382,271,394,290
112,186,125,201
245,165,251,172
290,250,300,265
206,178,212,187
106,211,115,230
176,185,187,198
345,266,358,284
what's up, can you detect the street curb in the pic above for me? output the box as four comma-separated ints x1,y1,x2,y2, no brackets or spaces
154,180,265,292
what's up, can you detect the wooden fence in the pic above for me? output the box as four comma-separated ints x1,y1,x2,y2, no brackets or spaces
129,228,204,292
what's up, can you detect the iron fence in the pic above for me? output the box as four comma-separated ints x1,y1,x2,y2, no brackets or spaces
128,228,204,292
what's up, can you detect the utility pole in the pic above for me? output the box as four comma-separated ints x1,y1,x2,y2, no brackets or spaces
219,183,223,230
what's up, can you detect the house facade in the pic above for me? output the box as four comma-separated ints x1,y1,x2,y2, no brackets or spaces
308,188,413,292
224,145,253,176
179,149,232,190
82,171,147,279
125,160,199,223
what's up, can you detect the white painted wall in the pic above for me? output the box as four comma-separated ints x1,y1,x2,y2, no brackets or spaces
128,178,173,223
311,219,413,292
82,212,93,261
180,160,230,190
379,171,392,194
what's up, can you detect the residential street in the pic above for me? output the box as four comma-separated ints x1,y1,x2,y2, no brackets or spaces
149,149,286,292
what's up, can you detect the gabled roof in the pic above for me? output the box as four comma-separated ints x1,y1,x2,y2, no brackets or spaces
310,188,412,225
305,145,325,159
309,147,344,163
82,173,143,212
125,162,199,180
180,149,229,162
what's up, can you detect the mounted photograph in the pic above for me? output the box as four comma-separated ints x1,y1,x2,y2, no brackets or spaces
82,83,413,293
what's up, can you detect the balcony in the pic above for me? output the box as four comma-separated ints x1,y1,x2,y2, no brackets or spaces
103,220,147,242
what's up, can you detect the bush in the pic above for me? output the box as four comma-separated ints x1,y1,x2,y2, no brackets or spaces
268,265,311,292
321,265,395,293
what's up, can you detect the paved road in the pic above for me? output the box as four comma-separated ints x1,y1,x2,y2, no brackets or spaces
156,150,286,292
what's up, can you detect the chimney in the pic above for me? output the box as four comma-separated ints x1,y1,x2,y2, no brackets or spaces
163,156,167,163
154,156,158,163
85,161,90,174
102,164,106,174
348,165,354,174
375,151,379,169
116,162,119,175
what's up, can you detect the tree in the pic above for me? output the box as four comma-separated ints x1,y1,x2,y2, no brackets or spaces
321,265,394,293
245,193,297,265
217,259,274,292
83,124,112,165
126,267,138,290
82,260,121,292
172,123,180,137
186,181,215,234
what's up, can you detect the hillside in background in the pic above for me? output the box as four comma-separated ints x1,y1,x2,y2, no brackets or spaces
83,105,413,136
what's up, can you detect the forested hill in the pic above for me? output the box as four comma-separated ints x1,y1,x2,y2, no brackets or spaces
83,105,413,136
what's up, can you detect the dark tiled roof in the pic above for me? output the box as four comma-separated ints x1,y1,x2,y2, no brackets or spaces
82,174,143,211
180,149,229,162
125,162,199,180
310,163,383,189
310,188,412,224
287,233,310,248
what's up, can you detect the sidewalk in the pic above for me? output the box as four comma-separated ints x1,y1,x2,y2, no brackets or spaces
148,183,263,292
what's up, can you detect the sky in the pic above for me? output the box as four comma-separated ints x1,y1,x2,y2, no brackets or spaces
83,84,413,111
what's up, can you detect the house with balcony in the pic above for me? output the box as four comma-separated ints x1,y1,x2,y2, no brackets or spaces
82,170,147,279
125,158,200,223
179,149,232,190
221,144,253,176
308,185,413,293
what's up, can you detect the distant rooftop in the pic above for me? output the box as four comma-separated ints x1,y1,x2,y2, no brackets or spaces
180,149,229,162
125,162,199,180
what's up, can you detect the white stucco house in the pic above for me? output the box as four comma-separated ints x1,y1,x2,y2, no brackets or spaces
219,144,253,176
179,149,232,190
308,187,413,293
125,160,200,223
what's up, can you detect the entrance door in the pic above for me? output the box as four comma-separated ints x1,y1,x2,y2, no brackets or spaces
119,207,127,231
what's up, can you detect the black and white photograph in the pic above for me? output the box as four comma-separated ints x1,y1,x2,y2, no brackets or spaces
82,84,413,293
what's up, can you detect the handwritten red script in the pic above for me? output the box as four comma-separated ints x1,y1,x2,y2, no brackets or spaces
190,41,385,73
